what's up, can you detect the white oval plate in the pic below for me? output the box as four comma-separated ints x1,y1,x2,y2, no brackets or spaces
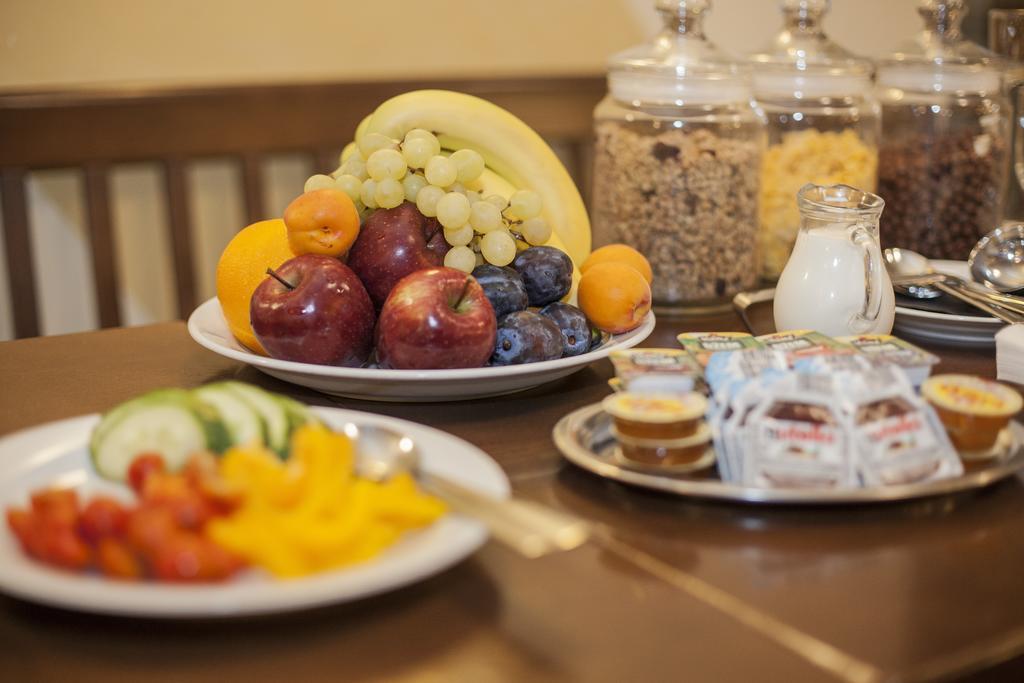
187,297,655,402
0,407,508,618
894,260,1004,348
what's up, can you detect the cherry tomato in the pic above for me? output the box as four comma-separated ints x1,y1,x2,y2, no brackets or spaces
127,453,166,495
6,507,34,549
140,471,192,505
150,532,214,582
29,488,79,525
38,521,91,570
165,492,215,530
96,538,143,580
125,505,178,557
78,497,129,544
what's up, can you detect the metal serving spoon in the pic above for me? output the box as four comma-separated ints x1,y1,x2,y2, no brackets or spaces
969,224,1024,293
346,422,590,559
884,247,1024,323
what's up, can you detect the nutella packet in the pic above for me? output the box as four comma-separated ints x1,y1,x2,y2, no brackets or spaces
836,334,940,387
714,373,786,483
744,374,857,490
792,353,874,378
610,348,703,395
845,366,963,486
677,332,763,367
755,330,855,366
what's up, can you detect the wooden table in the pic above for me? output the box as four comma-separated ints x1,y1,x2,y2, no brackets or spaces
1,310,1021,683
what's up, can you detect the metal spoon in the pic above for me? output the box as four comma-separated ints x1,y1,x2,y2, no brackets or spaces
346,422,590,559
968,224,1024,293
883,247,1024,322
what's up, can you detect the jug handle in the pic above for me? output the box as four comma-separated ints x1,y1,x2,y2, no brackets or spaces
849,224,883,334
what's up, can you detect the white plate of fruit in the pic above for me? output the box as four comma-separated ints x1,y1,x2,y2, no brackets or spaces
191,91,656,402
190,90,655,401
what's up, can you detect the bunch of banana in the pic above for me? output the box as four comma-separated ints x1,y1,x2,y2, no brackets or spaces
341,90,591,267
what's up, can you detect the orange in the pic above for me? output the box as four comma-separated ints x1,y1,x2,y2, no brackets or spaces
581,244,653,284
577,262,652,334
216,219,296,355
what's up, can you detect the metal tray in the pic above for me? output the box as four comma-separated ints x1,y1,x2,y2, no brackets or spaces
552,403,1024,505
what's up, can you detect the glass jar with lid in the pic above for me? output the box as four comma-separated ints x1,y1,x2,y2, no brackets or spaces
591,0,765,313
875,0,1009,260
749,0,880,281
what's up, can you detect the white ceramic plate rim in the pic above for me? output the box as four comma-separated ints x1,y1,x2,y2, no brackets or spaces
895,259,1002,326
187,296,657,380
0,407,508,618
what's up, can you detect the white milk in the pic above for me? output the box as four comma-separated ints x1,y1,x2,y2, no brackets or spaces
773,223,895,336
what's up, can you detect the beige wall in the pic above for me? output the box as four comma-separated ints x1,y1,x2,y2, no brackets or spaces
0,0,919,339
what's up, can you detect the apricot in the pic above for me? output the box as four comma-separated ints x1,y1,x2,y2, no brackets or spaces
577,262,652,334
581,244,653,284
283,188,360,257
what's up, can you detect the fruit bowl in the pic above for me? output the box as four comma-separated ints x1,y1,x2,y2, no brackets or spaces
187,298,655,402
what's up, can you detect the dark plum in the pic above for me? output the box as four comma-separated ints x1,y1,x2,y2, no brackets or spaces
538,302,591,357
490,311,563,365
471,264,529,319
511,246,573,306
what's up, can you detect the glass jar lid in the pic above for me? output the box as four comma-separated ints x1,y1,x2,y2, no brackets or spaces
607,0,752,106
876,0,1003,94
748,0,874,98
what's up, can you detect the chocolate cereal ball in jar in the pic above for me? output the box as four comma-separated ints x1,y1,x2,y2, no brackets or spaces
876,0,1009,260
592,0,765,313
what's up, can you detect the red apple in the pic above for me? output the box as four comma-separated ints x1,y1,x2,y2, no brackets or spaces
376,267,497,370
250,254,375,367
347,202,450,308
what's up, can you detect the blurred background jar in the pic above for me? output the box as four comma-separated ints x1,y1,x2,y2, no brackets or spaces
875,0,1010,260
988,8,1024,219
749,0,880,282
591,0,766,314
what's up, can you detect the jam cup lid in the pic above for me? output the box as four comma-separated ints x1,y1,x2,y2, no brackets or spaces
602,392,708,424
921,374,1023,417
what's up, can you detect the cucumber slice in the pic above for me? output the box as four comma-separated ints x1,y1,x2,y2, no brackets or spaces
275,394,319,433
221,383,291,457
90,389,230,482
194,383,267,448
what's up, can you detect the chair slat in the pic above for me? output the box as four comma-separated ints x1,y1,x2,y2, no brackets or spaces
240,154,265,225
83,163,121,328
0,168,40,338
163,158,196,319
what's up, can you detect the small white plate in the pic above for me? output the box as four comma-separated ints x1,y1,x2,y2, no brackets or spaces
894,260,1004,348
0,407,508,618
187,297,655,402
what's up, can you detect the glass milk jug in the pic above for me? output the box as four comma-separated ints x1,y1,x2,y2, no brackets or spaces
774,184,894,336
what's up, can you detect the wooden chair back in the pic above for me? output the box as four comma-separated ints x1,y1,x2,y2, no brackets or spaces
0,76,604,338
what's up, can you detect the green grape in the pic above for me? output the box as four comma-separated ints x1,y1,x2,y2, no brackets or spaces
465,190,482,205
445,181,467,195
335,174,363,203
424,156,457,187
508,189,542,220
444,223,474,247
404,129,438,144
436,192,471,229
484,194,508,211
366,149,407,181
340,157,367,180
358,132,397,158
469,200,503,234
416,185,445,217
402,173,428,202
450,149,485,184
444,246,477,273
375,178,405,209
519,217,552,245
339,147,363,165
360,179,378,209
304,174,335,192
401,137,435,169
475,251,486,267
480,230,517,266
